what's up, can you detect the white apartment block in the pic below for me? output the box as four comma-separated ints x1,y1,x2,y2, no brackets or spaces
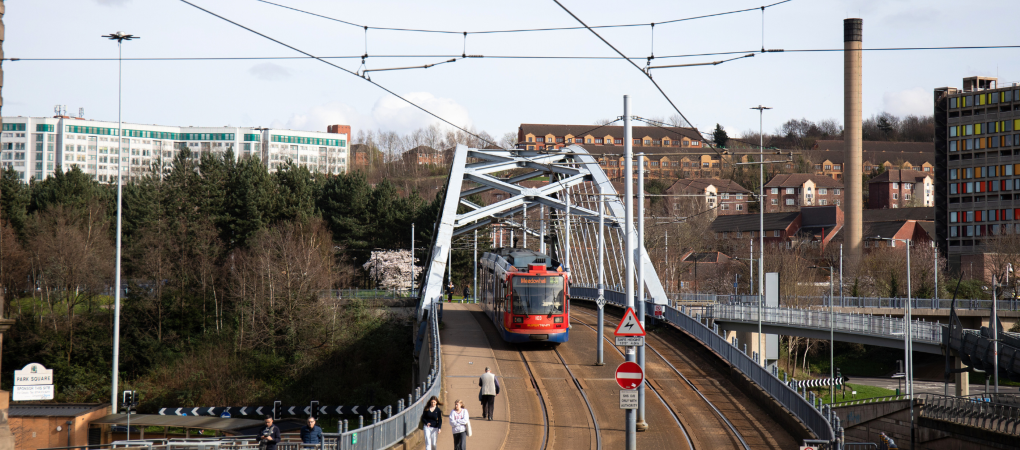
0,116,349,183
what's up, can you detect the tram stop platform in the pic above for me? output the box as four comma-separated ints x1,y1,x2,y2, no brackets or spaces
435,303,508,450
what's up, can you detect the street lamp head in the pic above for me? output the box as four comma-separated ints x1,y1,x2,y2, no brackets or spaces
103,32,140,42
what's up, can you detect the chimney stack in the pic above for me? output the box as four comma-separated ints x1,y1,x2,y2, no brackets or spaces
844,18,863,259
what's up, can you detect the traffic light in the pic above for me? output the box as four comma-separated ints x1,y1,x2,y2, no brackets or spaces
310,401,319,420
122,390,139,413
273,400,282,420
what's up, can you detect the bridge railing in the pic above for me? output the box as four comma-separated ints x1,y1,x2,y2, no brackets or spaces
724,294,1020,312
711,304,944,345
919,393,1020,436
570,286,837,444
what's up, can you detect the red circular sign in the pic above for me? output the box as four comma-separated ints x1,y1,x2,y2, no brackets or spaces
615,362,644,389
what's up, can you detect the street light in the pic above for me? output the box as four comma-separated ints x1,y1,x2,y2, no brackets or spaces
102,31,139,415
810,265,835,403
868,235,914,449
736,149,789,365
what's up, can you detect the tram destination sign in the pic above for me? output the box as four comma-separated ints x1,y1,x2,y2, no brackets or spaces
615,336,644,346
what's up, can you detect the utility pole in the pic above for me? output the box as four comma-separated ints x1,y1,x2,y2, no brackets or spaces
411,223,415,295
751,105,771,366
623,95,636,450
597,195,605,366
636,152,647,432
473,229,478,304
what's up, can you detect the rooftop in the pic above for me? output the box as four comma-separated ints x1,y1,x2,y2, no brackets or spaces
667,178,751,194
765,173,844,188
711,211,800,232
520,123,702,142
867,169,931,184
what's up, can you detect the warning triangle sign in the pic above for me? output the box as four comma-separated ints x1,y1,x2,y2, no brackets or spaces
614,307,646,337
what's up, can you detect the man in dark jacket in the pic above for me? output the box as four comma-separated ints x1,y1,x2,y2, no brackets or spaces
257,416,281,450
300,417,324,447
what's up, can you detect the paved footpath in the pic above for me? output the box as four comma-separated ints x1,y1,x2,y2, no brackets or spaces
435,303,508,450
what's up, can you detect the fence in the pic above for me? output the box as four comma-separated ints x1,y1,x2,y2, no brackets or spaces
711,304,944,345
919,393,1020,436
570,286,837,444
724,294,1020,312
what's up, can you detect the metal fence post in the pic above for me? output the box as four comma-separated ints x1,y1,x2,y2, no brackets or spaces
359,415,364,429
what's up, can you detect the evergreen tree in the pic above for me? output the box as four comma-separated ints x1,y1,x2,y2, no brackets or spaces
712,124,729,148
0,167,30,236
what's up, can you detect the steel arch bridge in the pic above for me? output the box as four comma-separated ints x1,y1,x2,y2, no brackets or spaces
415,143,668,319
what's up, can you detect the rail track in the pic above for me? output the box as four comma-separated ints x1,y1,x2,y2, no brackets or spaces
573,307,750,450
517,343,602,450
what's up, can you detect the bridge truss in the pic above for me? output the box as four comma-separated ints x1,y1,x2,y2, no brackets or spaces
417,144,668,318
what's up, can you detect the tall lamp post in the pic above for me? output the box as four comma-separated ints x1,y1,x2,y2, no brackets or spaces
102,31,139,414
735,150,788,366
869,236,914,448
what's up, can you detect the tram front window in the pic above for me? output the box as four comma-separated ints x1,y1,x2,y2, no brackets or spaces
512,276,564,316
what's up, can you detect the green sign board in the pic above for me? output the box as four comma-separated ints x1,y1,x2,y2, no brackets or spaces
352,432,357,444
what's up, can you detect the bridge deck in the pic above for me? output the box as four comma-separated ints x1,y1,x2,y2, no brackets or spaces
436,302,801,449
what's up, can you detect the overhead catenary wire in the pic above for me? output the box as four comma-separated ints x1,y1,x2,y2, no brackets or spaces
177,0,497,147
8,44,1020,63
256,0,792,35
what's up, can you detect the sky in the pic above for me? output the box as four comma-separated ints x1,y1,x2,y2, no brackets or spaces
3,0,1019,142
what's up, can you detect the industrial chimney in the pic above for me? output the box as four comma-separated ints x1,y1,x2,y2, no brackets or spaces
844,18,863,259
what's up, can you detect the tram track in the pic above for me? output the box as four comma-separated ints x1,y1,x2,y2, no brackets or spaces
517,342,602,450
573,307,750,450
569,311,695,450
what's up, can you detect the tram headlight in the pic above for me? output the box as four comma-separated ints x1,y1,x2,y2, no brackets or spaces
553,317,564,323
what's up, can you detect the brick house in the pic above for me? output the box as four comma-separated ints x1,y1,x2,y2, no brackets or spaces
867,169,934,209
808,140,935,180
666,178,751,216
764,174,844,212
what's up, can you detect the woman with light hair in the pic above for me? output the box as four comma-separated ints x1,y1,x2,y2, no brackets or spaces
448,399,471,450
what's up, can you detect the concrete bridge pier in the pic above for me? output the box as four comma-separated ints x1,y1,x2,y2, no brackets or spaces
951,352,969,397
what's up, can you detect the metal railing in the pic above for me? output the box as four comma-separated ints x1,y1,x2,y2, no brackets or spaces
919,393,1020,435
571,286,837,444
711,304,944,345
724,294,1020,312
829,394,912,408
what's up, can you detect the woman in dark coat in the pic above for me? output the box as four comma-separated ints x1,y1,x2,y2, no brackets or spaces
420,396,443,450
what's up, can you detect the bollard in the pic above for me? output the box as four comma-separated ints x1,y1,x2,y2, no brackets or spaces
743,343,747,355
386,405,392,418
359,415,364,429
343,419,348,433
409,394,413,407
398,400,403,412
415,388,420,401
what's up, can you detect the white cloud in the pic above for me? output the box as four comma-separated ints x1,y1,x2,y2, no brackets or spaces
248,63,291,82
271,92,471,136
371,92,471,135
94,0,131,6
276,102,366,133
882,87,930,117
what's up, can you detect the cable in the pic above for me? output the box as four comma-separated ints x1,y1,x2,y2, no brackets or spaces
178,0,496,147
8,44,1020,63
257,0,792,35
551,0,696,139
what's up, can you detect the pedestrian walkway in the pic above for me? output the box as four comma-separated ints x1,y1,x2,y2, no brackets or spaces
436,303,508,450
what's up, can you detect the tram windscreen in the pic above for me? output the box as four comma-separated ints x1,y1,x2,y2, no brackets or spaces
511,276,565,316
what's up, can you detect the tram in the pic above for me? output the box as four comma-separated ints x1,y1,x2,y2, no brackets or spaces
479,248,569,344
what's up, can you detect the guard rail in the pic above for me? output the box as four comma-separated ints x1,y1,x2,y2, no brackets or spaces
919,393,1020,436
711,304,944,345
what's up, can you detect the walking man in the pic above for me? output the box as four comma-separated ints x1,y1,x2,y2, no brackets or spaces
463,285,470,302
478,367,500,421
257,416,281,450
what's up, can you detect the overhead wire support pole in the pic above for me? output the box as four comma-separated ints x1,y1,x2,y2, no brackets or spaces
474,229,478,304
597,194,605,366
361,58,457,74
623,94,636,450
750,105,771,366
636,152,647,432
645,53,754,72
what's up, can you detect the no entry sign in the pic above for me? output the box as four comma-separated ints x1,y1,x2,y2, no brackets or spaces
615,361,644,389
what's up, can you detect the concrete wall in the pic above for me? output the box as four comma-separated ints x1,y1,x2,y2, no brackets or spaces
836,400,1015,449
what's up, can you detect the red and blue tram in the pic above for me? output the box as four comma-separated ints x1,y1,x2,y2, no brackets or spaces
479,248,569,344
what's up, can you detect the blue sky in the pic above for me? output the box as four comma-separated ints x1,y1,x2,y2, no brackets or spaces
4,0,1018,140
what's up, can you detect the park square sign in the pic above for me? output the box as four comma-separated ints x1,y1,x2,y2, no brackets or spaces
13,363,54,401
